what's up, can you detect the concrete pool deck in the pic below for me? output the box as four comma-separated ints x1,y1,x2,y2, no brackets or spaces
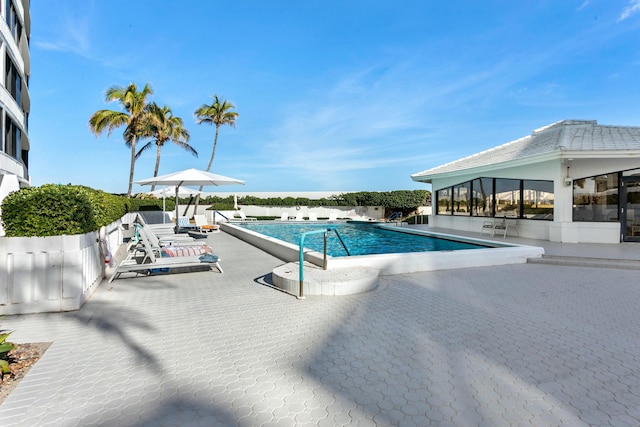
1,227,640,426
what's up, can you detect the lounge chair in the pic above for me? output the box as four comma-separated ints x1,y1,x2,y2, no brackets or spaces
294,211,304,221
109,228,223,283
228,211,257,222
194,214,220,232
308,213,318,221
278,212,289,221
328,212,337,221
237,211,257,221
134,224,206,253
132,219,195,244
177,216,199,232
134,213,190,238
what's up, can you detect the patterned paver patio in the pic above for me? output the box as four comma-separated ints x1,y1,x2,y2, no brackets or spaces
1,229,639,426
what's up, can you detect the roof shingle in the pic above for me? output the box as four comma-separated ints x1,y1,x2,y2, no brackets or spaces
412,120,640,179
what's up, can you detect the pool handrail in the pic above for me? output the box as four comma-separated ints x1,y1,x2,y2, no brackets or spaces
298,229,329,299
298,228,351,299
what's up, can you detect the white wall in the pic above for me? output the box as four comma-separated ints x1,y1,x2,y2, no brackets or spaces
0,218,124,315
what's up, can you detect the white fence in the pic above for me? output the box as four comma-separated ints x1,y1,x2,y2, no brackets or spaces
0,217,125,315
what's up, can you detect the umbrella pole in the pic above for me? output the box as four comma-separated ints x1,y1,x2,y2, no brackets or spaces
175,186,180,234
162,186,166,223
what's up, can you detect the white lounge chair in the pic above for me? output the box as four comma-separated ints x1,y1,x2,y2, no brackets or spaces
194,214,220,232
237,211,257,221
110,228,222,283
135,225,206,253
328,212,337,221
308,213,318,221
177,216,199,231
278,212,289,221
294,211,304,221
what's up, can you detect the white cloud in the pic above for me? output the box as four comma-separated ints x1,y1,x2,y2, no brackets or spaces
33,3,93,57
577,1,590,12
618,0,640,22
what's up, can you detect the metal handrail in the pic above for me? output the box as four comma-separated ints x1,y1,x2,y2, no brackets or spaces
298,229,328,299
297,228,351,299
333,229,350,256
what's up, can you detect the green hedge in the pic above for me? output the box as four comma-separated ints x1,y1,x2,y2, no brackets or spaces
201,190,431,210
1,185,167,237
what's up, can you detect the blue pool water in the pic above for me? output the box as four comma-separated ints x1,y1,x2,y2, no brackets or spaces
238,222,489,257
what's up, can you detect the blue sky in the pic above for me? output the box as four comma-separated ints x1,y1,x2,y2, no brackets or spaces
28,1,640,194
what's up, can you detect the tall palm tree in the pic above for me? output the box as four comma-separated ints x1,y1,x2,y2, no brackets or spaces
194,95,239,173
89,83,153,197
192,95,239,212
136,103,197,191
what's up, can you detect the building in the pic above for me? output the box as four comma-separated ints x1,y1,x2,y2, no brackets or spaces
0,0,30,234
411,120,640,244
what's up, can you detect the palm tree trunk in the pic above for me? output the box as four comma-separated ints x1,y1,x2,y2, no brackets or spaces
205,126,220,172
150,144,162,192
193,125,221,216
127,136,137,197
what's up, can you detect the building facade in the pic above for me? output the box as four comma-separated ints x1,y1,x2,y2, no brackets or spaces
0,0,29,234
412,120,640,244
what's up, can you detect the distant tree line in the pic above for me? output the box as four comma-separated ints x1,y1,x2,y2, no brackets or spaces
194,190,431,210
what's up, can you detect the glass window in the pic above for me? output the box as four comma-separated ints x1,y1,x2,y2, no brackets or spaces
573,173,619,222
495,179,520,217
523,180,554,220
436,187,452,215
471,178,493,217
5,1,21,43
5,54,21,107
4,117,20,160
452,182,470,216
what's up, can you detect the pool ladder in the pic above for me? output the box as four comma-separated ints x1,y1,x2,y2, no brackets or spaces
297,228,350,299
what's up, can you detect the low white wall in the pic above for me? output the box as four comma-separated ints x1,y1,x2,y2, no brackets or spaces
429,214,621,243
0,218,124,315
201,205,388,221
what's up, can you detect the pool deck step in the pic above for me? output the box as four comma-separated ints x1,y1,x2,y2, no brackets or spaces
272,262,379,297
527,255,640,270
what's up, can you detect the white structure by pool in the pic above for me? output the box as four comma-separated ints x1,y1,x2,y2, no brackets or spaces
412,120,640,244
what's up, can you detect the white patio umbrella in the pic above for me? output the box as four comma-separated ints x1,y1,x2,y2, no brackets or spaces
136,168,245,229
148,185,202,198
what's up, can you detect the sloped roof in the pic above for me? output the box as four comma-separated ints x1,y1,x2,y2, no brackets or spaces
411,120,640,181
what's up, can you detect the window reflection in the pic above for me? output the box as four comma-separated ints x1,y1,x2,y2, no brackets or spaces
453,182,470,216
437,188,451,215
573,174,619,221
495,179,520,217
436,177,554,220
471,178,493,217
523,180,554,220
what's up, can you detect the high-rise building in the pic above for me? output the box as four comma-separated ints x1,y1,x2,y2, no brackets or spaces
0,0,29,233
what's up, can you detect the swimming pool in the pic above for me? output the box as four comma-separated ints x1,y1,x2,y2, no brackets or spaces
238,222,490,256
221,221,544,276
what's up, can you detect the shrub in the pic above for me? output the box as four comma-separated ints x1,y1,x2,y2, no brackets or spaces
0,184,170,237
0,331,14,374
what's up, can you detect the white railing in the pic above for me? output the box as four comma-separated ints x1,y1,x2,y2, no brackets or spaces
0,217,125,315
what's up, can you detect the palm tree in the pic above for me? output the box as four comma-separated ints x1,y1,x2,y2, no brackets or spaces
136,103,197,191
194,95,239,173
192,95,239,212
89,83,153,197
